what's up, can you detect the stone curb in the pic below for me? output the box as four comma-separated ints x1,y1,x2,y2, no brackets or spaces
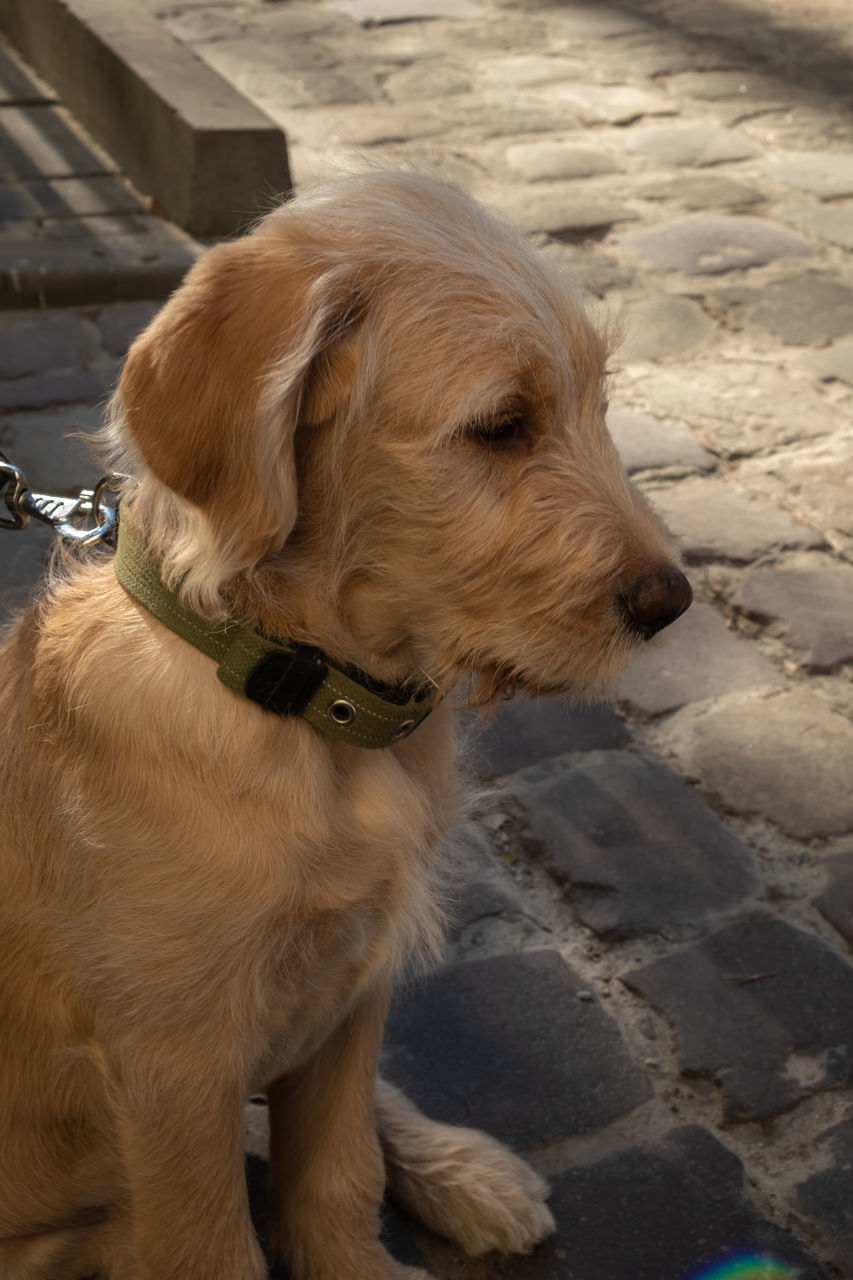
0,0,291,238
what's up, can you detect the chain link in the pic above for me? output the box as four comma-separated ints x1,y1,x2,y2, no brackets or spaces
0,451,125,547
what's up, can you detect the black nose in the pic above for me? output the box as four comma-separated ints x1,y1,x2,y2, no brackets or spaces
620,567,692,639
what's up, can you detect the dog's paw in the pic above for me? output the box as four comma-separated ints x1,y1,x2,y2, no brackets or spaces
389,1123,555,1257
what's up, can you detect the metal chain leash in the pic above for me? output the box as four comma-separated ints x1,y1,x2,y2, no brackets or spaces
0,451,126,548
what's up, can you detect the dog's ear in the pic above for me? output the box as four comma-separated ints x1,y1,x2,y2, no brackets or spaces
117,232,360,595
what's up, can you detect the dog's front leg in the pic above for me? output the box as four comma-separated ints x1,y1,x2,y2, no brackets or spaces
267,982,431,1280
110,1033,266,1280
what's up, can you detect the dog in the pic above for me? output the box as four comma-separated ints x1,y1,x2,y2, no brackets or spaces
0,171,691,1280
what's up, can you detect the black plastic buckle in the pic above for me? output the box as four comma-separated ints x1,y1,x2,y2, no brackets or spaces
244,644,328,717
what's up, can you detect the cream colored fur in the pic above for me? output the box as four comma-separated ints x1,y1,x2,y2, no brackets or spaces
0,172,680,1279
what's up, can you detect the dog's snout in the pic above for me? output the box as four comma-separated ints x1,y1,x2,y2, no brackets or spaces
620,567,692,639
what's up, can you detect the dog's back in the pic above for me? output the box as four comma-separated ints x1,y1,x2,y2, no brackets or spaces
0,585,127,1278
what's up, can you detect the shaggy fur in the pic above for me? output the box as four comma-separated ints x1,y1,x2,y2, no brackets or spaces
0,172,685,1280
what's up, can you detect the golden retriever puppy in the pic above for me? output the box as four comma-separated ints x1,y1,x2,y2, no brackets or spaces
0,172,690,1280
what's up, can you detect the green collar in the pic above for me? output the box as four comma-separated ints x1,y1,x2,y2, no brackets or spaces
113,520,436,749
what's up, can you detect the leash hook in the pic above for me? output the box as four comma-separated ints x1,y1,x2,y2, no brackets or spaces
0,451,125,547
0,453,28,530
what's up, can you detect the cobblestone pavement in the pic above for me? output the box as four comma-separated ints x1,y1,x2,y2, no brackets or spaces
3,1,853,1276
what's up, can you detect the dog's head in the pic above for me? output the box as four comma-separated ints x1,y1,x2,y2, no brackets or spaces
113,172,689,705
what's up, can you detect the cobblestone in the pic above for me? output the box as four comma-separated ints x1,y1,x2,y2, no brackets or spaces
536,241,636,295
189,31,378,109
641,476,826,562
617,600,783,713
662,687,853,838
619,215,812,275
493,1127,830,1280
732,555,853,670
666,68,789,106
0,309,119,409
715,270,853,345
622,121,762,166
1,403,104,490
796,1114,853,1273
635,171,764,210
738,433,853,553
327,0,485,22
606,407,716,473
0,364,113,413
547,84,675,126
517,750,756,940
545,6,653,39
504,139,621,184
0,310,101,379
472,55,587,92
384,950,652,1147
465,694,630,779
626,919,853,1122
490,187,635,238
809,338,853,388
778,200,853,251
446,831,524,943
619,291,713,361
622,361,849,457
762,149,853,199
814,853,853,949
93,300,161,358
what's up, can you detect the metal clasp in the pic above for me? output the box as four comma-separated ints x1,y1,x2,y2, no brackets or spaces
0,454,27,530
1,451,125,547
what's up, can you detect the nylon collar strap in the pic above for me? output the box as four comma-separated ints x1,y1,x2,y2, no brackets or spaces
113,520,435,749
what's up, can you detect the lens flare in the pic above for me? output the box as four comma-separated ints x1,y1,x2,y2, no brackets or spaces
687,1252,799,1280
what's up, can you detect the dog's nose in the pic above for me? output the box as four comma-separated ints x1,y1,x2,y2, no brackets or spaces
620,567,692,639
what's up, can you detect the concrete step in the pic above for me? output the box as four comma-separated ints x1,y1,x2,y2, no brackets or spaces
0,0,291,237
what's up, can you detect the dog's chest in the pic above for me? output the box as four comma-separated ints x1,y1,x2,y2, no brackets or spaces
251,871,431,1088
252,736,455,1080
253,900,403,1084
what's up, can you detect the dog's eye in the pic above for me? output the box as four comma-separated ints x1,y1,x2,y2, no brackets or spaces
465,413,527,445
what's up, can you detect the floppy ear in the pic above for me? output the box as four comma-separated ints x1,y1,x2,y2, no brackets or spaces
116,230,360,602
